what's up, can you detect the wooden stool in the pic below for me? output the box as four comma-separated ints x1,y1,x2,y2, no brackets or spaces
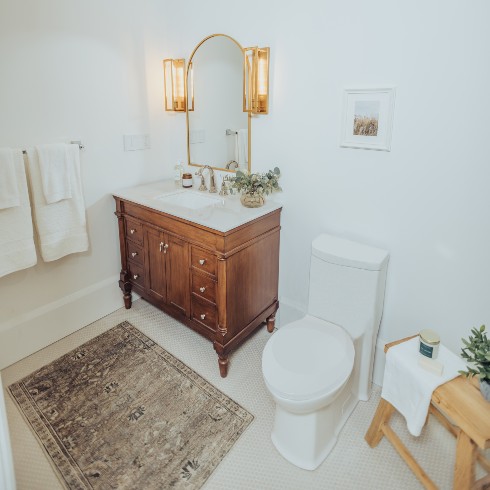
365,336,490,490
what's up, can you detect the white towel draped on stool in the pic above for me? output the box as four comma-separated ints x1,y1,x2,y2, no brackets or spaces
0,148,21,209
381,337,465,436
0,149,37,277
26,144,89,262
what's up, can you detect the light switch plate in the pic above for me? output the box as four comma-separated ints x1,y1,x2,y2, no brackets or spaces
123,134,151,151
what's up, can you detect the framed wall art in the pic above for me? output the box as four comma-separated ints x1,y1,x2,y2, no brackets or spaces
340,87,396,151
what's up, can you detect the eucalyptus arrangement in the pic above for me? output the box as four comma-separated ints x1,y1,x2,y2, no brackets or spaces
228,167,282,208
459,325,490,401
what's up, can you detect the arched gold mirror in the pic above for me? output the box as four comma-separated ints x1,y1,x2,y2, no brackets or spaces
186,34,251,172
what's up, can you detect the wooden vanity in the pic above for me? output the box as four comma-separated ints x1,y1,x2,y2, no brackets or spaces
113,184,281,377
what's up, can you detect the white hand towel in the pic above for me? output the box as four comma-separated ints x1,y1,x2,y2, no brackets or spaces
381,337,465,436
0,148,20,209
237,129,248,170
36,143,72,204
0,150,37,277
27,144,89,262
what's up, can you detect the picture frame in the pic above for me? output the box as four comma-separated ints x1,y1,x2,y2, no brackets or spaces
340,87,396,151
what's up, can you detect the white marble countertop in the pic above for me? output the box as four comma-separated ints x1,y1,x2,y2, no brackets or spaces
113,180,283,233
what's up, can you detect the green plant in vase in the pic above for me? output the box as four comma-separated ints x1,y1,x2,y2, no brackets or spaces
228,167,282,208
459,325,490,401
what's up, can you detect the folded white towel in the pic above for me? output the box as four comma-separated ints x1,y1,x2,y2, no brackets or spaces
0,148,21,209
36,143,72,204
381,337,465,436
0,150,37,277
27,144,89,262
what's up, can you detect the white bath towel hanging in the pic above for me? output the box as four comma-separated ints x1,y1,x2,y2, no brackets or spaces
237,129,248,170
0,149,37,278
26,144,89,262
0,148,21,209
36,143,72,204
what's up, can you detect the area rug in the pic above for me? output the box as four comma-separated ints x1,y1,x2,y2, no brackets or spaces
8,321,253,489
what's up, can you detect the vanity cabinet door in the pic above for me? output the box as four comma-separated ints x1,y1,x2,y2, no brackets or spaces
145,227,167,303
145,226,190,318
165,234,190,317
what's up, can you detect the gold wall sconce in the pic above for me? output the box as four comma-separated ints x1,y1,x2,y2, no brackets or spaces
243,47,270,114
163,58,191,112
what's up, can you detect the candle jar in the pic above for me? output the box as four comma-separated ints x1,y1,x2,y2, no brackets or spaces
182,173,193,188
419,329,440,359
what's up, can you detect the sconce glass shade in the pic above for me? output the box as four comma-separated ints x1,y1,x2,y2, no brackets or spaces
243,47,269,114
163,58,186,112
187,61,194,112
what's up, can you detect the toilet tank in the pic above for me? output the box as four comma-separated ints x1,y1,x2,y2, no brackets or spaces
308,234,389,341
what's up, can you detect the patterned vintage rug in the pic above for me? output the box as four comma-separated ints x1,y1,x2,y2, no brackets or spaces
9,321,253,489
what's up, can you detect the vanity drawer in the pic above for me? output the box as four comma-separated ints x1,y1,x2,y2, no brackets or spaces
191,296,217,331
125,218,143,245
191,272,216,304
191,247,217,277
128,262,145,288
126,240,144,266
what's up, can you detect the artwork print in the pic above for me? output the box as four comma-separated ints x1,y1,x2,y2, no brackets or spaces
340,88,395,151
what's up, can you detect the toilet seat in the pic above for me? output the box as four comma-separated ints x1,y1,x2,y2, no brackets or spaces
262,315,355,402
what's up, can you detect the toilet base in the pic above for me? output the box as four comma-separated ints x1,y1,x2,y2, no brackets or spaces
270,384,358,470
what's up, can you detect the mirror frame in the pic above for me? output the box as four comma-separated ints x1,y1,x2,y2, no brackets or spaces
186,33,251,173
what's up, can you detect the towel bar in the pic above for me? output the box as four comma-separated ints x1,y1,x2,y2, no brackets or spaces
22,141,84,154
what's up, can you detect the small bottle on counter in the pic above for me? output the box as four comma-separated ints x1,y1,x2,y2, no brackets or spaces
182,173,193,188
419,329,440,359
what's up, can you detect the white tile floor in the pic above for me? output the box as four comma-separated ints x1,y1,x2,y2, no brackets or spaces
2,299,485,489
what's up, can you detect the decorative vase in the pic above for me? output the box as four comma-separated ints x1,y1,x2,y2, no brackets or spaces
240,192,265,208
481,379,490,401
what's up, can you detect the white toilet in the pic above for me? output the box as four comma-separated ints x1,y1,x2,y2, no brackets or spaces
262,233,389,470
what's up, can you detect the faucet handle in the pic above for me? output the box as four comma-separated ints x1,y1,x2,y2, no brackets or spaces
194,167,207,191
219,179,229,196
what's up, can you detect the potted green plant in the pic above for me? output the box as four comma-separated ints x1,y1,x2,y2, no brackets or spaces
459,325,490,401
228,167,281,208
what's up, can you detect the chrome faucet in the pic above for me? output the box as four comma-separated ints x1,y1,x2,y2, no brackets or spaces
195,168,207,191
202,165,217,193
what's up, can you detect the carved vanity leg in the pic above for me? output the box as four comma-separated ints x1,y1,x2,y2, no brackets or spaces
218,355,229,378
119,271,132,309
266,313,276,333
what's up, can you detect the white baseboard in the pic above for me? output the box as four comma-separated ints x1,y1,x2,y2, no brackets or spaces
372,336,387,387
277,296,306,327
0,276,126,370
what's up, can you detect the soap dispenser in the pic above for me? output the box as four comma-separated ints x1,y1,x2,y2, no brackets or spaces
174,161,184,186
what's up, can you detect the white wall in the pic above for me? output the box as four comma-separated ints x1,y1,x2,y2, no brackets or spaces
149,0,490,361
0,1,171,367
1,0,489,375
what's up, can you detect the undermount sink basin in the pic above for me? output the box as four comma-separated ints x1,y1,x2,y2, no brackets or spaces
154,191,224,210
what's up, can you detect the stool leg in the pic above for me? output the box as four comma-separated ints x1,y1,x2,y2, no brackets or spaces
365,398,395,448
454,430,476,490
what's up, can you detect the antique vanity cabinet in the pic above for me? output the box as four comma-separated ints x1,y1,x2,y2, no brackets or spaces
114,184,281,377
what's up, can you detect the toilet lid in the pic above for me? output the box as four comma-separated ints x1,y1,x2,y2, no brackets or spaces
262,316,355,401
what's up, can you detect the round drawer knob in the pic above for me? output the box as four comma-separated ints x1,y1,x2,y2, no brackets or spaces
200,314,206,320
133,274,139,280
131,252,138,258
130,229,136,234
199,259,206,265
199,286,206,293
